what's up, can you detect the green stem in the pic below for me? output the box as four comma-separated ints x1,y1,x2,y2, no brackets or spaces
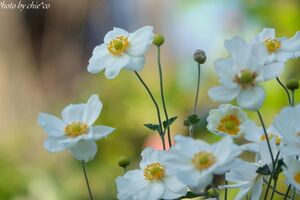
291,90,295,107
225,180,228,200
270,178,278,200
156,46,172,148
134,71,166,150
283,185,291,200
276,77,291,106
81,161,94,200
190,63,201,137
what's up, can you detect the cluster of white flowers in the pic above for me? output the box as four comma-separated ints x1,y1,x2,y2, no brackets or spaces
38,26,300,200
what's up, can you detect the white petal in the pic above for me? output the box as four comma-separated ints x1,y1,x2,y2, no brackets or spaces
70,140,97,162
258,28,275,41
250,178,263,200
261,62,284,80
125,56,145,71
44,136,70,152
144,183,164,200
234,186,251,200
87,44,109,74
244,119,262,142
61,104,86,124
104,27,129,43
164,175,187,194
258,139,277,166
281,31,300,52
208,86,240,102
226,161,257,183
237,86,265,110
214,58,237,88
240,143,259,152
82,95,102,126
104,54,130,79
275,51,293,62
91,126,115,140
38,113,65,137
127,26,154,56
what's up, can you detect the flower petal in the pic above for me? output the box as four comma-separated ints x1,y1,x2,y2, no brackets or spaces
104,54,130,79
91,126,115,140
82,95,103,126
61,104,86,124
127,26,154,56
258,28,275,41
261,62,284,80
281,31,300,52
70,140,97,162
125,56,145,71
44,136,70,152
38,113,65,137
208,86,240,102
87,44,110,74
214,58,237,88
104,27,129,43
237,86,265,110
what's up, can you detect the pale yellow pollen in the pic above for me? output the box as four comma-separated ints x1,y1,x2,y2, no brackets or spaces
260,134,281,145
264,38,281,54
144,162,165,181
217,115,241,136
192,152,216,170
65,122,88,137
294,172,300,184
107,36,129,56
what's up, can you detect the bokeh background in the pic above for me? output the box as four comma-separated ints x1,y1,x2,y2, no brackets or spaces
0,0,300,199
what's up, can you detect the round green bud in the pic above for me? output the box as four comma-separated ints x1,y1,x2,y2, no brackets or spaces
193,49,206,64
240,70,255,84
153,34,165,46
286,79,299,91
118,156,131,168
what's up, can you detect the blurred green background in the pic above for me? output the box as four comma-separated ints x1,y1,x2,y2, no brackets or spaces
0,0,299,199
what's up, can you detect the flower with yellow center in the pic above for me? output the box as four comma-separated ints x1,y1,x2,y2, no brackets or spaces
264,38,281,54
294,172,300,185
38,95,115,162
143,162,165,181
283,156,300,192
192,152,216,170
207,104,247,138
87,26,154,79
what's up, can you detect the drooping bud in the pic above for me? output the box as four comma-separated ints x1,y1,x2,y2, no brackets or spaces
118,156,131,168
193,49,206,64
286,79,299,91
153,34,165,46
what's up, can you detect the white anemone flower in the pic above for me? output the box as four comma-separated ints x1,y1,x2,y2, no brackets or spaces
283,156,300,194
208,36,284,110
207,104,247,138
254,28,300,63
273,104,300,157
87,26,154,79
242,120,282,152
116,147,187,200
38,95,115,162
163,136,241,193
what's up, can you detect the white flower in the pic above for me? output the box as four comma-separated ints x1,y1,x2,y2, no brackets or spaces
242,120,282,152
283,156,300,194
116,148,187,200
208,36,283,110
273,104,300,157
87,26,154,79
224,160,263,200
254,28,300,63
38,95,115,162
207,104,247,138
163,136,241,192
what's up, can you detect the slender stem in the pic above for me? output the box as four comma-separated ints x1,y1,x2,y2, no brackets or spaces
156,46,172,148
256,110,275,166
283,185,291,200
264,152,280,200
134,71,166,150
264,178,291,198
81,161,94,200
292,188,296,200
276,77,292,106
270,178,278,200
224,180,228,200
291,90,295,107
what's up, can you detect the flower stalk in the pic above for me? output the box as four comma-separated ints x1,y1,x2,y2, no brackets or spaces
81,161,94,200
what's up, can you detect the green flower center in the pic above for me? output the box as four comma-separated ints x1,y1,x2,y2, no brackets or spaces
65,122,88,137
192,152,216,170
235,70,257,88
107,36,129,56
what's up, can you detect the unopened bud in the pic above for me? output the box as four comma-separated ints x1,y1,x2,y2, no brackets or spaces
207,188,219,198
118,156,131,168
153,34,165,46
286,79,299,91
193,49,206,64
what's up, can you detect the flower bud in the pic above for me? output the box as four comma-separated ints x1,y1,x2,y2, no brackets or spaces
193,49,206,64
286,79,299,91
207,188,219,198
153,34,165,46
118,156,131,168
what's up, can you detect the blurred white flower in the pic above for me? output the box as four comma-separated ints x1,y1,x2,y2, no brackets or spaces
273,104,300,157
87,26,154,79
207,104,247,138
116,147,187,200
208,36,283,110
224,160,263,200
163,136,241,192
283,156,300,194
254,28,300,63
38,95,115,162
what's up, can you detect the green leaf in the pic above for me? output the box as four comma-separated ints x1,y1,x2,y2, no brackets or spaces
256,164,271,175
144,123,161,132
163,116,178,129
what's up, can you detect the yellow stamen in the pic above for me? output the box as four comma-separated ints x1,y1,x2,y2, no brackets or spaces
217,115,241,136
294,172,300,184
65,122,88,137
192,152,216,170
264,38,281,54
144,162,165,181
107,36,129,56
260,134,281,145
